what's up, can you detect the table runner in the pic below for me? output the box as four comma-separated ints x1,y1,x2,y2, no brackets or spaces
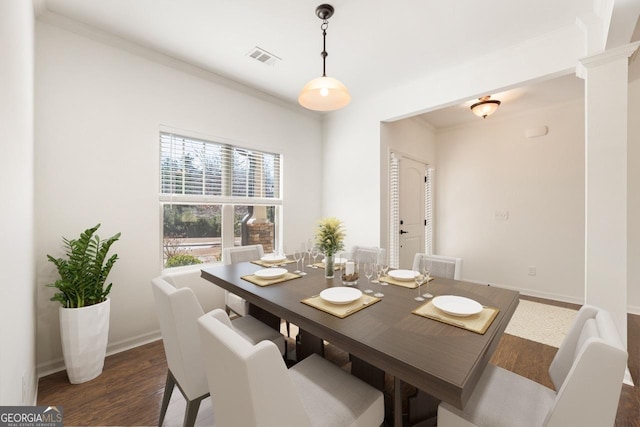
301,294,381,318
413,300,499,334
241,272,301,287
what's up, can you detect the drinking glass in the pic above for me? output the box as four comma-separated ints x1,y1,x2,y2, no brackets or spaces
370,255,379,284
363,262,374,294
422,259,433,299
379,256,389,287
293,249,302,274
414,273,426,301
311,246,320,267
299,244,308,276
373,264,384,298
305,239,314,268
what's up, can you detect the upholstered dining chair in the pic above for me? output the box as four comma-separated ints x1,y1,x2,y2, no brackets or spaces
197,309,385,427
437,305,628,427
412,253,462,280
222,244,264,317
151,276,285,427
351,245,386,264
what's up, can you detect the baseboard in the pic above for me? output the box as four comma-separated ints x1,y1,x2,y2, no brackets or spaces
461,278,640,314
37,329,162,379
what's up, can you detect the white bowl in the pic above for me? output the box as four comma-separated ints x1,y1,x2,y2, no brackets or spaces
254,268,287,280
432,295,483,317
388,269,419,281
261,254,287,263
319,287,363,305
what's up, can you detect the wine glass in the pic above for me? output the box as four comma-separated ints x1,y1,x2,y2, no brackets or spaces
305,239,314,268
370,255,379,284
414,256,426,301
298,244,308,276
311,246,320,267
414,272,426,301
422,258,433,299
293,249,302,274
373,264,384,298
363,262,374,294
379,254,389,287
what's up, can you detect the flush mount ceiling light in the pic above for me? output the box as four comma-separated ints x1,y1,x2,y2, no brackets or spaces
298,4,351,112
470,95,501,118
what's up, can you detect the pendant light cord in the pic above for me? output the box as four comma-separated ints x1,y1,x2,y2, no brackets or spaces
321,21,328,77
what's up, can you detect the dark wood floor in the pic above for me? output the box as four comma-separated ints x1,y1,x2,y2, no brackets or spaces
38,296,639,426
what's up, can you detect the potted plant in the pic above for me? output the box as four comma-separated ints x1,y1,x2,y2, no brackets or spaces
314,217,345,278
46,224,121,384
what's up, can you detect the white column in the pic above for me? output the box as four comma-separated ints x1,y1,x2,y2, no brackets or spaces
0,0,35,404
579,42,639,386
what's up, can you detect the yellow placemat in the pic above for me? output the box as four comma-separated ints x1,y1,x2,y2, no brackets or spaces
379,275,434,289
241,272,301,287
413,301,499,334
251,258,296,268
301,294,381,318
313,262,344,270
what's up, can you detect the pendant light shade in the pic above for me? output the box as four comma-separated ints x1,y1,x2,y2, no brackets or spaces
298,76,351,111
470,95,501,118
299,4,351,112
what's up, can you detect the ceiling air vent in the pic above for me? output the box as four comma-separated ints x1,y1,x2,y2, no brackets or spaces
246,47,281,66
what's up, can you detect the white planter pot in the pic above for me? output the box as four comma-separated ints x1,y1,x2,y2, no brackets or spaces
59,298,110,384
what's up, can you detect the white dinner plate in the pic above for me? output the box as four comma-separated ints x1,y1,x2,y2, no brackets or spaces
319,287,363,305
323,257,347,266
261,253,287,263
254,268,287,280
388,269,419,281
432,295,483,317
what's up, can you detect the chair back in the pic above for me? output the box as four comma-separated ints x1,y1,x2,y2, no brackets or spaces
198,310,311,427
351,245,385,264
545,305,627,427
412,253,462,279
162,263,224,312
223,244,264,265
151,277,208,400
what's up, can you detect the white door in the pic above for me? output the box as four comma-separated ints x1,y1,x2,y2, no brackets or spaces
398,157,426,269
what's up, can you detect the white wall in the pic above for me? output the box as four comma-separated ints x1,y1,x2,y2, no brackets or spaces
0,0,36,404
34,21,323,373
435,100,585,303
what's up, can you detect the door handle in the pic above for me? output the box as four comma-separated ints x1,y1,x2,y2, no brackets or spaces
399,229,408,235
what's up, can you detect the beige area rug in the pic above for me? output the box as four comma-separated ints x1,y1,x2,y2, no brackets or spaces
505,299,578,348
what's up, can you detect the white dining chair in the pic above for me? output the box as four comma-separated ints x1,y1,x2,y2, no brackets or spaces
197,309,385,427
222,244,264,317
437,304,627,427
151,276,285,427
351,245,386,264
412,253,462,279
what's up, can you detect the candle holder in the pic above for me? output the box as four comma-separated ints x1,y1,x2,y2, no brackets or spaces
341,259,359,286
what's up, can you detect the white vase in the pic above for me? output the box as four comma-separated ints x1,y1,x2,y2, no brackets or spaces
59,298,110,384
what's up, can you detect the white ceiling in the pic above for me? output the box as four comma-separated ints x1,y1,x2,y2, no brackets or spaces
38,0,639,128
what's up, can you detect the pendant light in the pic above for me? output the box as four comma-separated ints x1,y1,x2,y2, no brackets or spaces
298,4,351,112
470,95,501,118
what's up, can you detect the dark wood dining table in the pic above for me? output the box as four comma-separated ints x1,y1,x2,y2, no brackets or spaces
201,262,519,426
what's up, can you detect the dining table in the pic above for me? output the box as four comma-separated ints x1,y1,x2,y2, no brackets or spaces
201,261,519,427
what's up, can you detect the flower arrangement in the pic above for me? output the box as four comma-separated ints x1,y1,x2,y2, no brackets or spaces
315,217,345,256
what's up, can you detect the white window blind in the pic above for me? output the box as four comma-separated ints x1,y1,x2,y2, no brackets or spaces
160,132,281,204
425,168,433,255
389,153,400,268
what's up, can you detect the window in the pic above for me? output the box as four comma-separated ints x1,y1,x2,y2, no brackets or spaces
160,132,282,267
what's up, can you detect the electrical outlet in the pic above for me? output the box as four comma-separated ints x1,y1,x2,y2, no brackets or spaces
494,210,509,221
528,266,536,276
